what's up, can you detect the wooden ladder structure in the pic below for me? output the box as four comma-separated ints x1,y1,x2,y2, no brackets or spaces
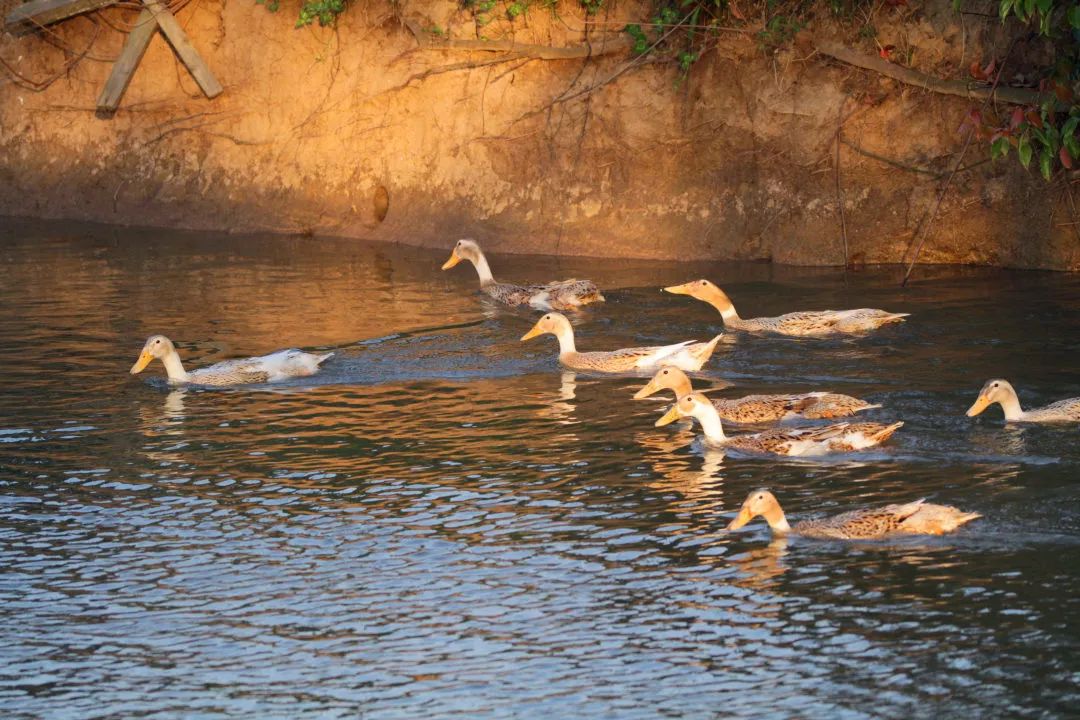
4,0,222,117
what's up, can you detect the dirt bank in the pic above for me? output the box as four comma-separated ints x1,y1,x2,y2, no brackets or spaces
1,0,1077,270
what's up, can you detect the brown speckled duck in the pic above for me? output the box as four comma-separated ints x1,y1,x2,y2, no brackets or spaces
634,366,880,423
521,313,722,373
129,335,333,386
663,279,908,336
966,379,1080,423
442,239,604,311
656,392,902,456
727,489,981,539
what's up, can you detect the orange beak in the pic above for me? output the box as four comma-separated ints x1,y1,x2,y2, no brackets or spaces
966,395,990,417
130,350,153,374
521,321,545,342
662,282,695,296
654,404,682,427
633,377,663,400
441,250,461,271
726,505,754,531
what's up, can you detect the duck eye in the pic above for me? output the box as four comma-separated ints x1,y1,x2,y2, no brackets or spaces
992,383,999,388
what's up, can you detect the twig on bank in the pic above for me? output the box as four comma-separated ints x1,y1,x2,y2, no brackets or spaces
0,18,101,91
404,19,632,60
840,138,992,177
901,41,1016,287
518,10,692,123
835,99,849,271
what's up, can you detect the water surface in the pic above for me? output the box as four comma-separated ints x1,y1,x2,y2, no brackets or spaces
1,219,1078,719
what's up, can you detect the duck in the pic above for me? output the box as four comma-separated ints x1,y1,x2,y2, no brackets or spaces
521,313,722,373
662,279,908,336
129,335,333,386
442,239,604,311
634,366,880,423
656,392,902,456
966,378,1080,423
727,489,981,539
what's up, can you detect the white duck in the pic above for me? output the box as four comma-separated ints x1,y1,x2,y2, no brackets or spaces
966,379,1080,423
521,313,721,373
130,335,333,386
656,392,903,456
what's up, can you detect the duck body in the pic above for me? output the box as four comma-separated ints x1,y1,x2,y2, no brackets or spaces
728,489,981,539
634,367,879,423
714,392,881,423
481,279,604,311
727,308,909,336
656,392,901,456
522,313,721,373
720,420,903,457
663,279,907,336
967,379,1080,423
443,239,604,311
130,335,333,386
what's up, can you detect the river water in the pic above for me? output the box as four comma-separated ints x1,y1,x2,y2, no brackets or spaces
1,219,1078,719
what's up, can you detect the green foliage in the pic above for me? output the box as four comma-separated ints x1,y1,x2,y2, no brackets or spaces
756,14,805,49
625,23,651,54
617,1,734,80
998,0,1079,35
961,0,1080,180
296,0,348,27
254,0,280,13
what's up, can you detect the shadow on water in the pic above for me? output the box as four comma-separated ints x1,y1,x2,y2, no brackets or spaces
0,218,1078,718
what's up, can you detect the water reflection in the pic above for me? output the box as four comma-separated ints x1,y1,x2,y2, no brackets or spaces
0,220,1078,718
727,537,790,591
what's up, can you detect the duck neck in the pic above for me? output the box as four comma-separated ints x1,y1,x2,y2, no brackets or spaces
670,375,693,397
763,505,792,534
554,325,578,357
696,404,728,444
161,349,190,382
997,390,1025,421
469,250,496,287
705,289,740,322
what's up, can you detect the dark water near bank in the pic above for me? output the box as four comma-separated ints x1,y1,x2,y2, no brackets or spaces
1,219,1078,719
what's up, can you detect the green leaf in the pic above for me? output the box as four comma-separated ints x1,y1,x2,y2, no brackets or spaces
1019,134,1033,168
1046,123,1061,149
1062,115,1079,140
999,0,1014,20
1040,149,1053,180
1035,0,1051,14
1069,5,1080,28
1066,133,1080,158
991,137,1010,160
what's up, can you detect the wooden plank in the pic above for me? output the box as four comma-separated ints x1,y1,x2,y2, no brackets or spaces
4,0,115,35
144,0,222,99
95,7,157,117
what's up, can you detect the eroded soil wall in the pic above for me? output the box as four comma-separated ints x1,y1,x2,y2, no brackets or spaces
1,0,1077,269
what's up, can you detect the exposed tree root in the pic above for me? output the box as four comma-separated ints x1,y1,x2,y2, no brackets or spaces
814,39,1053,108
404,20,631,60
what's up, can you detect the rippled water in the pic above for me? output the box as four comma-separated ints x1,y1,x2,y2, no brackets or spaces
1,218,1078,719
